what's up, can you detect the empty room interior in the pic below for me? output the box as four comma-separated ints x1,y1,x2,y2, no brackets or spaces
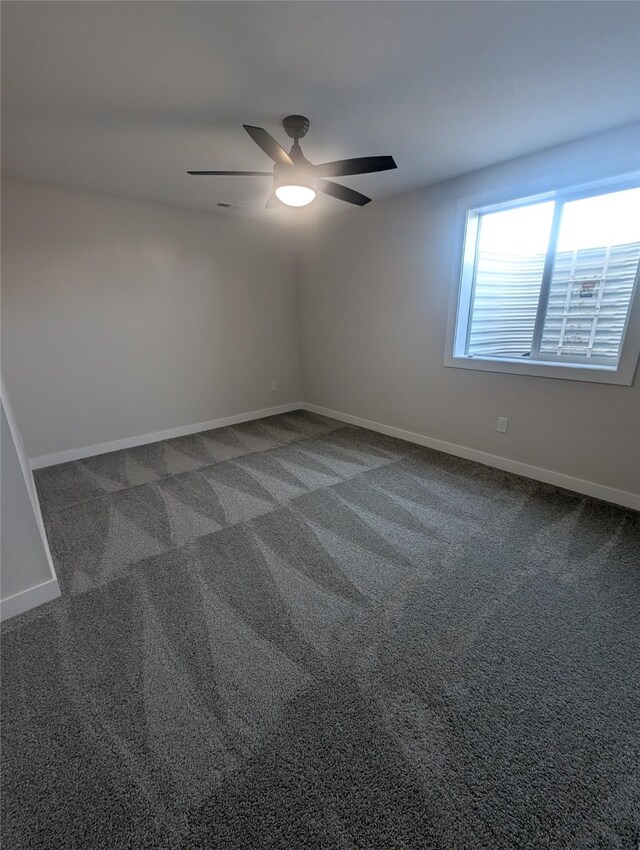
2,2,640,847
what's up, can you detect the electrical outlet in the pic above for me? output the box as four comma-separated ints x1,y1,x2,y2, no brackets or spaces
496,416,509,434
271,380,278,392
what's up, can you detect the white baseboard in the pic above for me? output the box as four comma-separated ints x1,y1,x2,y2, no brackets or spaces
30,402,303,469
1,578,61,622
28,398,640,509
301,402,640,511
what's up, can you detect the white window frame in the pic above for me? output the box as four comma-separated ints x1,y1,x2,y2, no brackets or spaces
444,173,640,386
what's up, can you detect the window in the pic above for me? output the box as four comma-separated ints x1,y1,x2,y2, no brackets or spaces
446,176,640,384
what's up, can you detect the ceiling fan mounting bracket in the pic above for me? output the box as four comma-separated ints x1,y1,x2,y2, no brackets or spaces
282,115,310,140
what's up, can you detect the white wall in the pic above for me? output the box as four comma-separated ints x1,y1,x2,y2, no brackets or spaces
1,178,300,459
3,126,639,501
1,388,59,619
299,124,640,497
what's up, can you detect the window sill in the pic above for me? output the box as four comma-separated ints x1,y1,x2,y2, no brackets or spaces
443,353,636,385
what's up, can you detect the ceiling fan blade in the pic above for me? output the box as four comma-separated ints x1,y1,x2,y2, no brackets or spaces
243,125,294,166
318,179,371,206
265,193,281,209
187,170,272,176
315,155,397,178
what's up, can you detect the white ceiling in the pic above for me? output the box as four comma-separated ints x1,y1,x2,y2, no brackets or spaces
2,1,639,218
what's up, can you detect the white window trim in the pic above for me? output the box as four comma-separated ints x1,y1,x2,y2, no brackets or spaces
444,173,640,386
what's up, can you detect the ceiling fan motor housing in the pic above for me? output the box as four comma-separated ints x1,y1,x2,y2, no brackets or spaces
273,160,316,192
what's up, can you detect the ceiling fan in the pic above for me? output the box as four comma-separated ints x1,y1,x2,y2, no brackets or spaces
188,115,397,208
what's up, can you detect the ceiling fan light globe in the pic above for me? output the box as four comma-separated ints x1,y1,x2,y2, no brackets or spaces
275,185,316,207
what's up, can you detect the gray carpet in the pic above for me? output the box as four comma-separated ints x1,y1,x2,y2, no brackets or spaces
2,410,639,849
